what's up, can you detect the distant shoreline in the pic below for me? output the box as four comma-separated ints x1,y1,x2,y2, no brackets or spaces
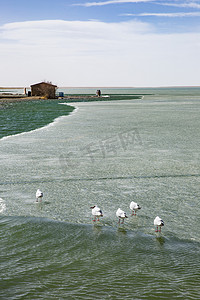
0,93,144,108
0,96,44,108
0,95,110,108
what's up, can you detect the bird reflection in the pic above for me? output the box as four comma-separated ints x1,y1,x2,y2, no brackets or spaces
92,223,102,235
156,236,165,247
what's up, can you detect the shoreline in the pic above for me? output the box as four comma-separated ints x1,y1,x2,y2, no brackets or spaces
0,95,109,108
0,93,143,109
0,96,43,108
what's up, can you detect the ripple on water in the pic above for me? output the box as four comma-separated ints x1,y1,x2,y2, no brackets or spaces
0,198,6,213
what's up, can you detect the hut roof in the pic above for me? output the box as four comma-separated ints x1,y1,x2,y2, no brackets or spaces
31,82,57,88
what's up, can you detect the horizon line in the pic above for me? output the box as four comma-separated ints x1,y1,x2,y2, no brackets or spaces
1,85,200,89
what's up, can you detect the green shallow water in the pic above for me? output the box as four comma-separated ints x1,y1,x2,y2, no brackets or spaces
0,100,74,139
1,216,200,300
0,88,200,299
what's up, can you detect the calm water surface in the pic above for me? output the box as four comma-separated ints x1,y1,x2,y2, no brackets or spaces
0,88,200,299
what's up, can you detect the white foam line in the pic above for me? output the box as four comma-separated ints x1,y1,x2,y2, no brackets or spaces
0,104,78,142
59,103,79,116
0,198,6,213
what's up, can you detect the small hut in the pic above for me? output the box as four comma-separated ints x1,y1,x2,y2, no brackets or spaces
31,82,57,99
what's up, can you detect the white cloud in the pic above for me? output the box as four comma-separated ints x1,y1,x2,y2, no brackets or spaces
75,0,200,9
156,1,200,9
0,19,200,87
74,0,153,7
122,11,200,17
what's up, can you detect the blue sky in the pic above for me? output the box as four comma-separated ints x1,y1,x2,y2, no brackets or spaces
0,0,200,87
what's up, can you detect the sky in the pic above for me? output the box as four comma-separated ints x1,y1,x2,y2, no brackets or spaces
0,0,200,87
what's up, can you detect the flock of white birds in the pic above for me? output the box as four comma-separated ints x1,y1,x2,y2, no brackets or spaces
36,189,164,232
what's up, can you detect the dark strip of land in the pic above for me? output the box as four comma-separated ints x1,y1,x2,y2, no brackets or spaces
0,96,41,108
0,94,143,108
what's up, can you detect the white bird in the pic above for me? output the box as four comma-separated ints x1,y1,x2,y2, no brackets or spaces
36,189,43,202
130,201,141,216
154,216,164,232
90,205,103,222
116,208,128,224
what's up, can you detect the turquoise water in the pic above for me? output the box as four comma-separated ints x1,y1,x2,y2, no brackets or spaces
1,88,200,299
0,100,74,140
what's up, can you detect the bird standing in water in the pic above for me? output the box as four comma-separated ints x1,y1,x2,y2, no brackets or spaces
90,205,103,222
116,208,128,224
154,216,164,232
36,189,43,202
130,201,141,216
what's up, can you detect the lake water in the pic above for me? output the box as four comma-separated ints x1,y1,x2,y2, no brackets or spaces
1,88,200,299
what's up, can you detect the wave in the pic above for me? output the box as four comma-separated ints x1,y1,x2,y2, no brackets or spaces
0,198,6,213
